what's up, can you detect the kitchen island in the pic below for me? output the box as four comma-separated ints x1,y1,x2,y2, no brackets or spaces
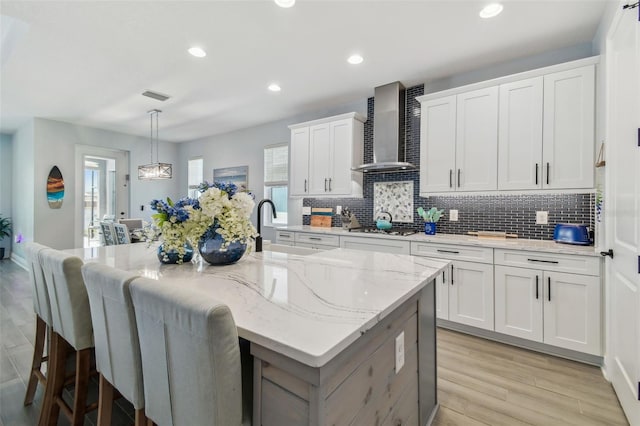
67,243,450,426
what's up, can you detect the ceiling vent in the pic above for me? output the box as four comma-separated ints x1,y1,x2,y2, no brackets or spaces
142,90,170,102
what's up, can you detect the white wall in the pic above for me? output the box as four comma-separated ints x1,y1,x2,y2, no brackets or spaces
0,133,14,258
177,99,367,241
10,120,35,262
425,42,595,93
11,118,181,258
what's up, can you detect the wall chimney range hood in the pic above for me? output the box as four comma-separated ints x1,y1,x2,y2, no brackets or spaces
353,81,417,173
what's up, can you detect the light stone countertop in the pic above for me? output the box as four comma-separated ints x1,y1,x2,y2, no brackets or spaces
277,225,601,257
66,243,450,368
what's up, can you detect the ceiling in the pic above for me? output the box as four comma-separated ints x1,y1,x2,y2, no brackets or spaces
0,0,610,142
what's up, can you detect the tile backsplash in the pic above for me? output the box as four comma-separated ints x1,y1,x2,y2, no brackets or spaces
302,84,595,241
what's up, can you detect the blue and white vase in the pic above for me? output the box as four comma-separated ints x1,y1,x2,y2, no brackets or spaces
198,224,247,266
424,222,437,235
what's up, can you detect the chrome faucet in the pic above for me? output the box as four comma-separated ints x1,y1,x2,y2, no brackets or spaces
256,199,277,252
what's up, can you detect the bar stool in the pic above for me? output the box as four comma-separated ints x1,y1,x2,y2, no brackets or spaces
23,242,53,406
81,263,151,426
38,249,95,426
130,278,247,425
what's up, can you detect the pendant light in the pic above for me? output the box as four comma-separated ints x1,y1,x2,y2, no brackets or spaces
138,109,172,180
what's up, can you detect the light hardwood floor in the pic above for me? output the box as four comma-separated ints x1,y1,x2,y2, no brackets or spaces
0,259,629,426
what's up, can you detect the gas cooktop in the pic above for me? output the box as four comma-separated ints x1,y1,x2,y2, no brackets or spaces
348,227,418,237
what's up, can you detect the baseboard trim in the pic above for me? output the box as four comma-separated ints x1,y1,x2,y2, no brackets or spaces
10,253,27,270
437,319,603,366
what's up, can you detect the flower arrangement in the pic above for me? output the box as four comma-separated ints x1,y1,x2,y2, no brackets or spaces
150,181,257,263
417,207,444,223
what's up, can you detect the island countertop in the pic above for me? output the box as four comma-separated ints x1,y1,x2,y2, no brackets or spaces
66,243,449,368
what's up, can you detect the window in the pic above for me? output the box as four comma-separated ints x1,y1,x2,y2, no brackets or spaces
188,158,203,198
264,144,288,226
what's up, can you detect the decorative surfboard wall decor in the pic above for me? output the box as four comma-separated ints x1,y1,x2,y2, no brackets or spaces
47,166,64,209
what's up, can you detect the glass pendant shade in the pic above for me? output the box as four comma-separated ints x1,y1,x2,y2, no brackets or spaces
138,109,172,180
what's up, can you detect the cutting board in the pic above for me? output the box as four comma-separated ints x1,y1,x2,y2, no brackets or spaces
310,208,333,228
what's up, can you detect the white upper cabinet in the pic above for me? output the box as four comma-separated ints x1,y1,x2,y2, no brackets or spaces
418,58,597,194
289,113,365,198
498,77,544,190
418,87,498,195
290,127,310,196
455,87,499,191
419,96,457,193
542,65,595,189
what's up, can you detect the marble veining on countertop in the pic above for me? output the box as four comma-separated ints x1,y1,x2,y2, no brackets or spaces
65,243,450,368
277,225,601,257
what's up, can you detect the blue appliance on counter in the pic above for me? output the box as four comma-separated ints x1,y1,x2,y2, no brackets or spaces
553,224,593,245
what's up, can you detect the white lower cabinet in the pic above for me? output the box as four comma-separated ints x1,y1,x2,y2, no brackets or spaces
411,242,494,330
495,262,601,355
339,236,410,254
275,230,295,246
448,261,494,330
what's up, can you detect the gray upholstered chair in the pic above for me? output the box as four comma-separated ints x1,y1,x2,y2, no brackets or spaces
23,242,53,406
130,278,247,426
81,263,151,426
113,223,131,245
38,249,94,426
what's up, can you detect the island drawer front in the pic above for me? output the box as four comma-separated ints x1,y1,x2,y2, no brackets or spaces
494,249,600,276
295,232,340,247
276,230,295,245
340,236,411,254
411,242,493,264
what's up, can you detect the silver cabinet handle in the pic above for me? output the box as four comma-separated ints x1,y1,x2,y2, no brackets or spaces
535,163,539,185
324,178,328,191
279,234,290,238
437,249,460,254
328,178,332,191
457,169,461,188
535,275,539,299
450,264,454,285
449,169,453,188
304,179,307,193
309,237,322,241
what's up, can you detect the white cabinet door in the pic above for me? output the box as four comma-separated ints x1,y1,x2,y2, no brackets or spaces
543,271,601,355
436,265,450,320
456,87,499,191
449,260,494,330
542,65,595,189
290,127,310,196
498,77,544,190
419,95,457,194
308,123,331,195
494,266,543,342
328,119,353,195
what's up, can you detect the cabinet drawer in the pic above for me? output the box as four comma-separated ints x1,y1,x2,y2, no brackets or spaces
411,242,493,264
494,249,600,276
295,232,340,247
295,242,336,251
276,231,295,245
340,236,410,254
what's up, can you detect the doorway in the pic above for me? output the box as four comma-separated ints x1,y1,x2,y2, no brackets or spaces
75,146,129,248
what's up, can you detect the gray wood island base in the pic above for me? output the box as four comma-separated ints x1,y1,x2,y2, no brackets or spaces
251,282,437,426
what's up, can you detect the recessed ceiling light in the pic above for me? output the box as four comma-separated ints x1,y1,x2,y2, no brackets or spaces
479,3,503,18
274,0,295,8
347,54,364,65
188,47,207,58
268,83,281,92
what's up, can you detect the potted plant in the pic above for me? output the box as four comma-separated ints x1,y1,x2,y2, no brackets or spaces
0,215,12,260
417,207,444,235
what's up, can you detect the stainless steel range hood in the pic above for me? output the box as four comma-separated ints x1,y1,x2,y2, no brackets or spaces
353,82,417,173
